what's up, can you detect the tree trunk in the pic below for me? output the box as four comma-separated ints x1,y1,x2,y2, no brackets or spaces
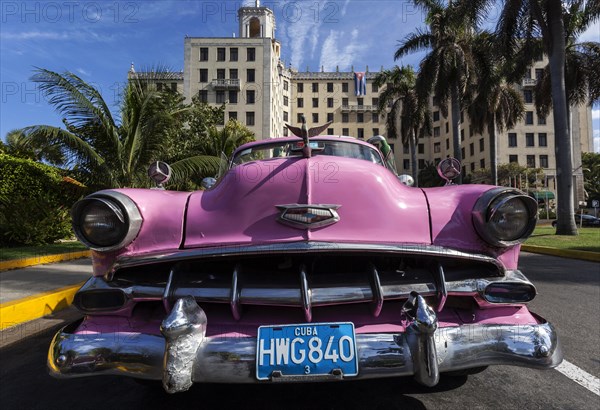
410,130,418,186
488,114,498,186
547,0,577,235
451,83,462,184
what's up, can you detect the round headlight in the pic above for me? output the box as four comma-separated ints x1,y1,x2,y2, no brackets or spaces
72,191,142,251
473,188,537,247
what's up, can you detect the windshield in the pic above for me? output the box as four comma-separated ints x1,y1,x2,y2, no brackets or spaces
231,140,384,167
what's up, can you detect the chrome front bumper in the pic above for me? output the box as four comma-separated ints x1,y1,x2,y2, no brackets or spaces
48,296,562,393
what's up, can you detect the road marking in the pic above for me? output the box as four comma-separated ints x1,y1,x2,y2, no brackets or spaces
555,360,600,397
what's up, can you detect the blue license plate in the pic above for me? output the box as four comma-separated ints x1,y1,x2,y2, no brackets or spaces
256,322,358,380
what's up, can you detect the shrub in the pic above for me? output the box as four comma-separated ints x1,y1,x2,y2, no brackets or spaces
0,154,82,246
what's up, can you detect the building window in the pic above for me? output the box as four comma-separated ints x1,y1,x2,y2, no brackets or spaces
357,128,364,139
157,83,164,91
283,96,289,106
480,159,485,169
509,155,518,164
230,48,238,61
403,159,410,170
372,97,379,106
298,98,304,108
527,155,535,167
246,90,255,104
217,47,226,61
342,113,349,123
283,111,289,122
372,83,379,92
419,159,426,169
357,113,364,123
403,145,409,154
199,69,208,83
445,122,449,133
523,90,533,103
283,80,289,91
229,69,238,79
327,82,334,93
229,111,237,120
283,127,289,136
479,138,484,152
228,90,238,103
471,163,476,172
247,69,255,83
540,155,549,168
312,82,318,92
312,113,319,123
342,83,349,92
312,98,319,108
373,128,379,135
418,143,424,154
216,90,225,104
372,113,379,123
434,142,441,153
198,90,208,102
298,83,304,93
538,116,546,125
342,97,349,106
357,98,364,106
433,126,440,137
446,139,450,150
297,113,304,123
539,133,547,147
469,143,474,156
247,48,256,61
535,68,544,80
327,98,334,108
199,47,208,61
217,69,226,79
246,112,255,126
525,111,534,124
508,132,517,147
526,133,534,146
461,147,466,159
171,83,177,92
342,128,349,135
327,128,334,135
461,129,465,141
433,111,440,122
327,113,334,122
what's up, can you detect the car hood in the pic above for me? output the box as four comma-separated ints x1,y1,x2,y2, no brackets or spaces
184,156,431,248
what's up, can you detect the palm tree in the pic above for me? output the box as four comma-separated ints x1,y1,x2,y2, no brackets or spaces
395,0,487,184
2,129,65,165
374,66,431,186
20,68,219,189
497,0,599,235
466,31,525,186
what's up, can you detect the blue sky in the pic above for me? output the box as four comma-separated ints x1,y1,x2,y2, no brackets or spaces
1,0,598,150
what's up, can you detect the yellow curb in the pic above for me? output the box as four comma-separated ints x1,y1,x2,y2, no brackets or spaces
521,245,600,262
0,282,85,330
0,250,91,272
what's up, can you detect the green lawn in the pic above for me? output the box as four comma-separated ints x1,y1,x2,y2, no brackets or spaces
0,242,88,261
525,226,600,253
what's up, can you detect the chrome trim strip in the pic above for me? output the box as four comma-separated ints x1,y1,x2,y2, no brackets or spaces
163,266,176,312
369,264,384,317
49,320,562,385
299,265,312,322
435,263,447,312
110,242,505,275
230,264,242,321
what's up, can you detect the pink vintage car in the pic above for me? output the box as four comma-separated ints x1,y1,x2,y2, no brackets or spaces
48,134,562,393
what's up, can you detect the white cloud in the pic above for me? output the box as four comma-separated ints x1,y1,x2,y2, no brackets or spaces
592,108,600,120
319,28,369,72
0,31,72,40
593,129,599,153
341,0,351,16
280,1,325,69
580,20,600,42
76,68,91,76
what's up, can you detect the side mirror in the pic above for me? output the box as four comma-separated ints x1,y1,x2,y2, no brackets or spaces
398,174,414,186
201,177,217,190
148,161,172,189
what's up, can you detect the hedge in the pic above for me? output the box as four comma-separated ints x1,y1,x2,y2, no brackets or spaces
0,154,83,246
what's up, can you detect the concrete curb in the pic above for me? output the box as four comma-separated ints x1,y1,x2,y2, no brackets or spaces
0,282,85,330
521,245,600,262
0,250,91,272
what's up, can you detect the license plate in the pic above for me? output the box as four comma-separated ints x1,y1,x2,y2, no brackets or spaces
256,322,358,380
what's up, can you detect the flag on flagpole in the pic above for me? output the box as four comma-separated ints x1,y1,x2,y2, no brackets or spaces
354,72,367,96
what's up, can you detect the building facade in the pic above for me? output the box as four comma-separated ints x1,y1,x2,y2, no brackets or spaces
139,2,593,202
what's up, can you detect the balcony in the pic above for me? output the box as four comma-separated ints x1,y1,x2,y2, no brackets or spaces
211,79,241,90
341,105,379,112
522,78,537,87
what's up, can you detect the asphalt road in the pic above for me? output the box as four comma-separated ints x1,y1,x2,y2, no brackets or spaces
0,252,598,410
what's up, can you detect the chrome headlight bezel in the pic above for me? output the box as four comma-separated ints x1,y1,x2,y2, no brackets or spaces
472,188,537,248
71,191,142,252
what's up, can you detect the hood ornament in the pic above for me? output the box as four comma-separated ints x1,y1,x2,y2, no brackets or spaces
276,204,341,229
285,115,332,158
